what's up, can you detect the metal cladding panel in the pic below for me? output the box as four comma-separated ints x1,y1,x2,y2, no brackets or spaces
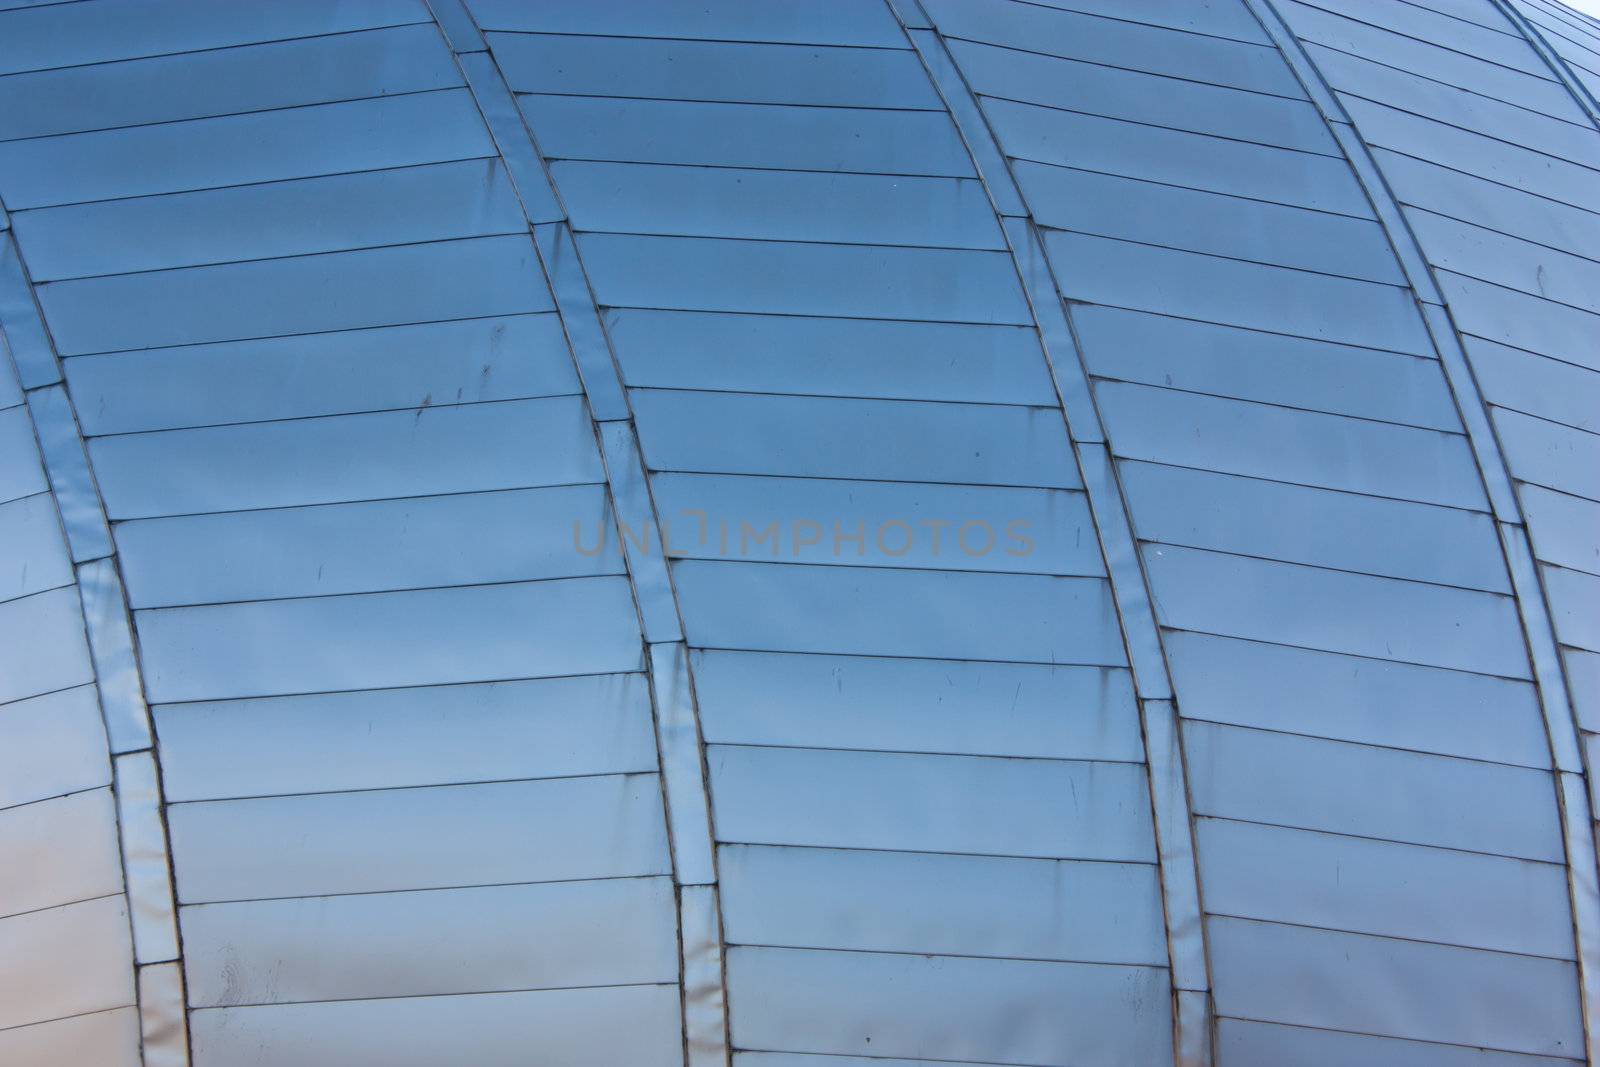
64,313,579,436
491,33,942,106
1,1,1599,1066
0,23,462,140
0,90,495,209
180,877,679,1006
190,985,685,1067
167,774,671,903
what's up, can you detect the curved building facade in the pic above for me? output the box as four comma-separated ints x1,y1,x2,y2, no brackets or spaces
0,1,1598,1064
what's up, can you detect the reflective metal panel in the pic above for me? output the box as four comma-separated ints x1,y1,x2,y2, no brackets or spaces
520,96,974,177
0,22,458,140
606,310,1055,405
154,672,656,802
692,650,1140,761
720,843,1166,964
726,945,1171,1065
491,33,942,108
135,577,644,703
181,877,678,1005
1183,721,1563,860
17,159,525,281
65,314,578,436
167,774,670,903
0,90,493,209
708,745,1155,861
90,396,599,520
189,985,684,1067
674,561,1125,665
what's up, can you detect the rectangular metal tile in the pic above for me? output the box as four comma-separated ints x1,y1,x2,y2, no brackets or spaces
490,33,940,107
632,391,1074,488
923,0,1298,95
1096,382,1487,510
137,576,643,703
1468,337,1600,436
649,474,1100,575
0,492,72,602
0,787,121,918
0,1007,139,1067
727,945,1172,1065
182,877,678,1006
1445,274,1600,376
1046,231,1431,354
551,161,1003,249
1494,407,1600,501
0,402,46,504
0,0,429,75
168,774,670,903
606,309,1055,405
40,234,552,356
0,895,134,1030
17,159,525,281
1545,563,1600,652
1121,460,1510,590
1279,0,1576,114
469,0,906,44
1145,543,1529,677
0,23,461,141
1183,721,1564,860
0,685,110,810
1522,485,1600,576
692,649,1141,761
90,395,598,520
981,98,1371,216
1197,817,1576,957
112,751,179,963
0,89,493,209
1017,163,1400,283
1208,916,1582,1057
674,560,1126,665
1165,631,1551,767
708,744,1154,861
156,672,656,802
519,95,974,177
1343,96,1600,211
136,960,188,1067
1375,148,1600,262
578,234,1029,324
1217,1017,1579,1067
647,640,715,885
189,985,683,1067
116,485,621,608
720,843,1166,964
66,313,577,436
0,585,93,705
948,39,1333,152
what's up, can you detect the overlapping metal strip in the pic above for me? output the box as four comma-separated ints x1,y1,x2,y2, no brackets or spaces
0,2,1595,1066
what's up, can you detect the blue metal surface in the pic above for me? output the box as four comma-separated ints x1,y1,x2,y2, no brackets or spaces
0,2,1597,1066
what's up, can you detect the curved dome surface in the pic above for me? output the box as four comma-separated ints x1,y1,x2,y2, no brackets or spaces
0,1,1598,1065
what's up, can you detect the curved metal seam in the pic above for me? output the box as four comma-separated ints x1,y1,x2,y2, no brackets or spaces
1497,0,1600,127
1249,4,1600,1062
893,12,1214,1066
424,6,731,1063
0,225,189,1067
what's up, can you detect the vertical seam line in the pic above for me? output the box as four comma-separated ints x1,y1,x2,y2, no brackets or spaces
422,5,731,1064
1251,3,1600,1062
889,5,1215,1065
0,221,190,1067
